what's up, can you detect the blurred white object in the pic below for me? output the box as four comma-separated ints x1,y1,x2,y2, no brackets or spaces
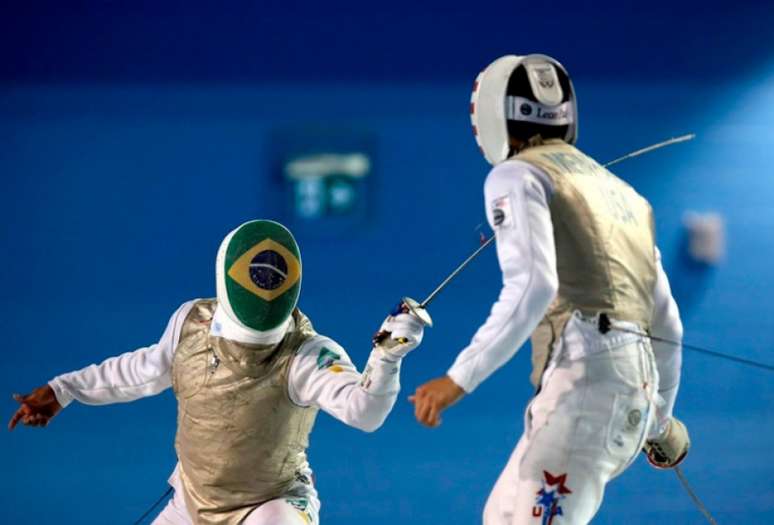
682,212,725,264
285,153,370,180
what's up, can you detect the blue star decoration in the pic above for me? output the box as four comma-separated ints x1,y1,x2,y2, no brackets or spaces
533,471,572,524
537,489,559,508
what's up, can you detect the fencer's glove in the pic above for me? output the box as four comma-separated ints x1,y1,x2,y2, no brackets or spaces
371,302,425,359
643,416,690,469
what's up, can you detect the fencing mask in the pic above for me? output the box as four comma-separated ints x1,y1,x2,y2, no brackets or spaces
470,54,577,165
214,220,302,344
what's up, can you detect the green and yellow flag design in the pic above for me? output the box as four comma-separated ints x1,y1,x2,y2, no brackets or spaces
222,220,302,331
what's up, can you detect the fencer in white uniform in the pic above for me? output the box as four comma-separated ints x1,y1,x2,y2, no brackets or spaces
410,55,689,525
48,299,418,525
9,220,426,525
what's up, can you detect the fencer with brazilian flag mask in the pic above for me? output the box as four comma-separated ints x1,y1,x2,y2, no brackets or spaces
409,55,690,524
213,219,304,343
9,219,425,525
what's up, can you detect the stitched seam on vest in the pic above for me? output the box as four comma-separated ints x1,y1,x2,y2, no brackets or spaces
591,164,618,309
282,315,319,408
172,300,213,397
281,345,299,406
517,146,569,387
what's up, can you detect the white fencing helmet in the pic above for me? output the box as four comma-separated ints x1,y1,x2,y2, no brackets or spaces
212,220,301,345
470,54,577,165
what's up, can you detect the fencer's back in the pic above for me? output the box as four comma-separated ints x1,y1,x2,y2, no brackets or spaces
516,139,657,386
171,299,318,525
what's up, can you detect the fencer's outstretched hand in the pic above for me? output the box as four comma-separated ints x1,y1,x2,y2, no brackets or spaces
8,385,62,431
643,416,690,469
409,376,465,427
372,304,426,359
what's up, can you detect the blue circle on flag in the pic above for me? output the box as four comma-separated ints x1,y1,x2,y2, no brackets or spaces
249,250,288,290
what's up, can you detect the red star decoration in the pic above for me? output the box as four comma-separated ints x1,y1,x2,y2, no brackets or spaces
543,471,572,495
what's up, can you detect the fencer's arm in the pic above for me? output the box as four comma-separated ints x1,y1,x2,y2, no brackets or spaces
649,248,684,435
447,161,558,393
288,337,404,433
48,301,196,408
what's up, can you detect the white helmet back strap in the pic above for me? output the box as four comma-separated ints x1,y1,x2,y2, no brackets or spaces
506,96,574,126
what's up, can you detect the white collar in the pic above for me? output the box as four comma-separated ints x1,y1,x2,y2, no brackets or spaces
210,303,293,345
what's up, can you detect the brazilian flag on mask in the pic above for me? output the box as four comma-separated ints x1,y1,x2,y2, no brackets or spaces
217,220,302,332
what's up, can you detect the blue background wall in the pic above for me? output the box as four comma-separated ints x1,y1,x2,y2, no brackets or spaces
2,2,773,524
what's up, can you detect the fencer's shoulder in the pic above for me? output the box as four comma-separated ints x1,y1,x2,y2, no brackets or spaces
171,299,204,322
487,158,535,179
291,335,354,380
485,159,554,197
171,299,209,331
296,334,347,360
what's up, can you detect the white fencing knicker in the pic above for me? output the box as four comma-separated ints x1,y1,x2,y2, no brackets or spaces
484,311,660,525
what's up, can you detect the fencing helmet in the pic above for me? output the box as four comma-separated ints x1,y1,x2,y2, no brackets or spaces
470,54,577,165
214,220,301,344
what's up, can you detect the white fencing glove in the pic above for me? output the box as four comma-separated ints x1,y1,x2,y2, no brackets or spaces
371,302,426,359
643,416,690,469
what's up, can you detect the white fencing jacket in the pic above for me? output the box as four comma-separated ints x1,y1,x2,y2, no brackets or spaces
447,160,683,425
49,301,404,433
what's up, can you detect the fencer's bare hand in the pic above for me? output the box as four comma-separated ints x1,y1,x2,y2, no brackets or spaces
8,385,62,431
408,375,465,428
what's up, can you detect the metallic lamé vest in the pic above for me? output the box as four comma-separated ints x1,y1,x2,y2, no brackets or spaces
172,299,318,525
515,139,657,387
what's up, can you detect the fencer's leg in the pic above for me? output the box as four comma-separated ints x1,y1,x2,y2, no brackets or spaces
504,342,653,524
508,440,606,525
483,436,529,525
151,488,193,525
481,413,601,525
